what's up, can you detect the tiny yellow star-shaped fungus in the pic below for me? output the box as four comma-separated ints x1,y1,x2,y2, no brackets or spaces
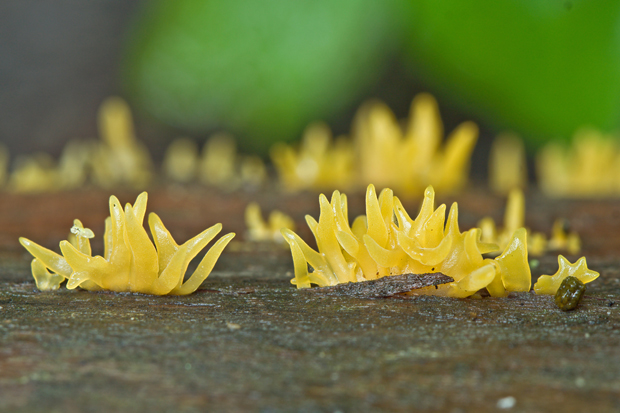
281,184,532,298
19,192,235,295
533,255,599,295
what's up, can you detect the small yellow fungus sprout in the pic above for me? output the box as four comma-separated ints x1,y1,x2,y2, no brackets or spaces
245,203,295,243
271,94,478,194
489,133,528,194
534,255,599,295
19,192,235,295
91,97,154,189
271,122,354,192
281,184,531,298
163,138,200,183
537,129,620,198
478,188,581,256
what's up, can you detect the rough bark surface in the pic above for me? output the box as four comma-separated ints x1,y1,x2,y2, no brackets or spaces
1,188,619,412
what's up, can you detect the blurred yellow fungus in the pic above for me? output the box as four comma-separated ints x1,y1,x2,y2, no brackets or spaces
271,122,354,192
0,144,9,187
537,129,620,197
9,141,94,193
9,153,60,193
354,94,478,194
161,134,266,189
272,94,478,194
534,255,599,295
547,219,581,255
478,188,580,256
245,202,295,243
281,184,532,298
489,133,528,194
57,140,93,189
239,155,267,188
91,97,154,189
163,138,200,183
200,133,239,189
20,192,235,295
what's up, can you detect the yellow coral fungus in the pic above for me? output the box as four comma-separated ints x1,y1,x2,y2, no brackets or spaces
534,255,599,295
245,203,295,243
20,193,235,295
271,94,478,194
282,184,531,298
478,188,581,256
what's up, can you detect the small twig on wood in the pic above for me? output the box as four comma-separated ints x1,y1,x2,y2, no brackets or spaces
308,273,453,298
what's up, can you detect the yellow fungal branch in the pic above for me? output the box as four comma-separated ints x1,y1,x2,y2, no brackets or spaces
20,193,235,295
478,188,581,256
534,255,599,295
245,203,295,243
489,133,528,194
281,184,532,298
537,128,620,198
271,94,478,194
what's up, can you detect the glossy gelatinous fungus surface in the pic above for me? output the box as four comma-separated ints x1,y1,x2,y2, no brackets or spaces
554,276,586,311
19,193,235,295
282,184,531,298
534,255,599,295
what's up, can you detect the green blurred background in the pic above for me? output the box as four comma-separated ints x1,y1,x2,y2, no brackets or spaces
2,0,620,159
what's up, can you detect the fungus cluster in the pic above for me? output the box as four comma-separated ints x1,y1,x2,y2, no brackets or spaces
20,193,234,295
282,185,598,298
